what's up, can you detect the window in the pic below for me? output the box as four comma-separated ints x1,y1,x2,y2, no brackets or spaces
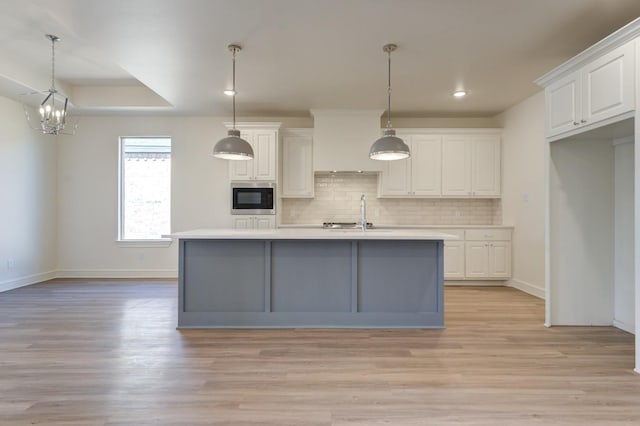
118,137,171,241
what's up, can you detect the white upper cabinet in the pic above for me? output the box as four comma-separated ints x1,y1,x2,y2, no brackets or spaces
539,37,636,139
281,129,314,198
441,135,471,197
546,72,581,137
228,123,280,181
471,135,501,196
442,134,501,197
378,134,441,197
379,130,501,198
582,42,635,125
411,135,442,196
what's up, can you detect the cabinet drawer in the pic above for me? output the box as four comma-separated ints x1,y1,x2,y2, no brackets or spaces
465,228,511,241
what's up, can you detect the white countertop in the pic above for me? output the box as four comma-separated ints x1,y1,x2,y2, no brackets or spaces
170,228,459,241
278,224,513,229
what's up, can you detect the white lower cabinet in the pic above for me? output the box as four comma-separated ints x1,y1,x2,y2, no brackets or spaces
444,241,466,279
441,227,512,281
463,229,512,279
233,216,276,229
441,229,465,279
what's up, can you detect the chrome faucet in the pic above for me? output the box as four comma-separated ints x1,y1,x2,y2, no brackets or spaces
360,194,367,231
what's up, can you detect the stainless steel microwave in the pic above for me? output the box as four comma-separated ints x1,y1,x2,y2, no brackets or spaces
231,182,275,215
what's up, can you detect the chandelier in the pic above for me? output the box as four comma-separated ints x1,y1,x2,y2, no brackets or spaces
24,34,77,135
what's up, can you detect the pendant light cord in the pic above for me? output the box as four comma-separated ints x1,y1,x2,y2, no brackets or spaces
232,48,237,130
386,47,392,129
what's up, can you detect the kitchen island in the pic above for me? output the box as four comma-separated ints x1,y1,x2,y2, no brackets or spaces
171,228,455,328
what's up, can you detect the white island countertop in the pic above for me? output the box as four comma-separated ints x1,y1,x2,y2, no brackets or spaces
170,228,459,241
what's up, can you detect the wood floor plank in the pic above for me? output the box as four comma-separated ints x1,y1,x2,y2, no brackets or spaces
0,280,638,425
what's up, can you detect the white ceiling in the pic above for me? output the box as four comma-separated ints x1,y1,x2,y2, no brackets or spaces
1,0,640,118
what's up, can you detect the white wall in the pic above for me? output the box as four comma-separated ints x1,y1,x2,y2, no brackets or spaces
614,138,635,333
0,96,57,291
55,116,233,277
495,92,546,298
549,137,615,325
54,115,304,278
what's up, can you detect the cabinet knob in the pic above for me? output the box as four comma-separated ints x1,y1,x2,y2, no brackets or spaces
580,119,587,124
573,122,580,126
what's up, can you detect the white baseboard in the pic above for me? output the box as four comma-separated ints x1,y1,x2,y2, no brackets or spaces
507,278,545,299
613,319,635,334
0,270,57,293
444,280,506,286
56,269,178,279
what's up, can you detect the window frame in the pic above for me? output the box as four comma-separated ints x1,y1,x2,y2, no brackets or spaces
117,136,172,245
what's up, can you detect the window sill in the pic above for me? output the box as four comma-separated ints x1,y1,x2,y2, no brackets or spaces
115,239,173,248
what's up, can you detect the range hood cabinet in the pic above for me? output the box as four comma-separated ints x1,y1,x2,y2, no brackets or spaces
311,109,384,172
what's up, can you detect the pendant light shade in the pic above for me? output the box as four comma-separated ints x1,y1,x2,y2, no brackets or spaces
370,43,410,161
213,129,253,160
213,44,254,161
369,129,410,160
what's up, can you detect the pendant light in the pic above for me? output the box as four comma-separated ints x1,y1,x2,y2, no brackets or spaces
213,44,254,160
23,34,77,135
369,43,410,161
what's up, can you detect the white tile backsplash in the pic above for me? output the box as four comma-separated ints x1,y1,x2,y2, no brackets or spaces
281,172,502,225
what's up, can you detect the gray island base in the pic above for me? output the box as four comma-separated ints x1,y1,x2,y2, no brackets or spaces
174,229,451,328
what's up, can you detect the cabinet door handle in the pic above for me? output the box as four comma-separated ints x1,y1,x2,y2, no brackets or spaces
573,122,580,126
581,119,587,124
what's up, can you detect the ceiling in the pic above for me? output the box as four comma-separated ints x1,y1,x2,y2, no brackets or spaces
1,0,640,118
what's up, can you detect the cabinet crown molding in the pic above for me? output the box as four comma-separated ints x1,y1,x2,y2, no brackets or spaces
223,121,282,130
394,128,502,136
535,17,640,87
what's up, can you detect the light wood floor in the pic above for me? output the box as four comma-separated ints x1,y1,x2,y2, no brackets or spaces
0,280,638,425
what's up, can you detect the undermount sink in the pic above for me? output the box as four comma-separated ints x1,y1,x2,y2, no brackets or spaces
322,222,374,229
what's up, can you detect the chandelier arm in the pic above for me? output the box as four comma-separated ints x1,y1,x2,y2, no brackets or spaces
62,98,68,125
41,91,52,107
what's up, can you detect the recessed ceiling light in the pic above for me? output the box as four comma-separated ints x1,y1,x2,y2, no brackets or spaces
223,89,236,96
453,90,467,98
